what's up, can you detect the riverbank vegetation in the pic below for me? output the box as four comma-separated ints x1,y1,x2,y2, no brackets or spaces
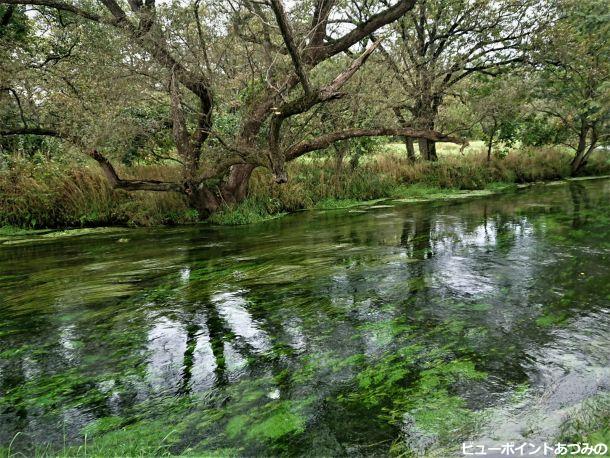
1,0,608,229
2,145,609,228
558,394,610,451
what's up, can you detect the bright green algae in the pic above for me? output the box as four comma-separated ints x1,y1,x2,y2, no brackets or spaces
0,179,609,456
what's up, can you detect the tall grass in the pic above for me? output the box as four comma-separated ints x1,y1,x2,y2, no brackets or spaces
209,146,609,224
0,156,197,228
1,146,609,228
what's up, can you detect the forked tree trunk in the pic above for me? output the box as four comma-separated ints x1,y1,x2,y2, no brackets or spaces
570,122,597,176
410,90,442,161
412,105,439,161
186,164,257,217
571,147,593,176
187,187,221,217
221,163,256,204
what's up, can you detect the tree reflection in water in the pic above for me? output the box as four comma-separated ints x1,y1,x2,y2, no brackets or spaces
1,179,609,455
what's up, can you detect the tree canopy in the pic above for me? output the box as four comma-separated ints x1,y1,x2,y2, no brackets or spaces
0,0,608,216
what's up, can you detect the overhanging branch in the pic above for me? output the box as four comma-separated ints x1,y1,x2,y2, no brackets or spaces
286,127,468,160
90,150,184,192
315,0,416,62
0,128,186,193
0,0,106,23
0,127,60,136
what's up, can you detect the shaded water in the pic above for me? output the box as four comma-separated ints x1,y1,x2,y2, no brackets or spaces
1,179,609,456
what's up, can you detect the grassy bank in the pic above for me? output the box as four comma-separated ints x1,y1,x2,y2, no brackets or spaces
1,146,609,229
211,146,610,224
0,158,198,228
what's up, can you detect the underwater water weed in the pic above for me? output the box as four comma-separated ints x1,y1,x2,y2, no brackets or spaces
1,179,609,456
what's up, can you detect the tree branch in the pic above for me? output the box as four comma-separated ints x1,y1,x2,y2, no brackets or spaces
311,0,416,62
267,39,383,180
286,127,467,160
0,127,60,136
322,38,382,97
1,4,14,25
0,128,186,193
270,0,312,94
0,0,104,23
308,0,334,50
90,150,184,192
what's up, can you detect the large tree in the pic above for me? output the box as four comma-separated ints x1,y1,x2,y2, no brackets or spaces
531,0,609,174
0,0,465,217
372,0,547,160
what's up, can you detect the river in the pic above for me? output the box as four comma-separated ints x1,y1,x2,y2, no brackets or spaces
1,178,609,456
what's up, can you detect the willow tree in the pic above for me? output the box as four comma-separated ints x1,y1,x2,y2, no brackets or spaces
371,0,547,160
0,0,465,216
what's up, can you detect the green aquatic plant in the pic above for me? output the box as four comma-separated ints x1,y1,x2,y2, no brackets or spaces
1,178,609,456
558,394,610,455
535,312,569,327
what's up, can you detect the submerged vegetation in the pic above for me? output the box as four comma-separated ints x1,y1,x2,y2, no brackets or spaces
1,179,609,456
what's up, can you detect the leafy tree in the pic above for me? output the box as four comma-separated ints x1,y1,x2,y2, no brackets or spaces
374,0,549,160
0,0,465,217
468,75,525,160
531,0,610,174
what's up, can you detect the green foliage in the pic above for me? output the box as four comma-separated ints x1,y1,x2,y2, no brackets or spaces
519,114,569,147
0,5,28,41
531,0,610,157
208,196,285,225
0,225,43,236
466,74,526,157
314,197,384,209
558,394,610,451
226,402,306,441
117,104,174,166
3,146,610,228
535,311,569,327
347,136,388,167
81,416,125,436
213,113,240,138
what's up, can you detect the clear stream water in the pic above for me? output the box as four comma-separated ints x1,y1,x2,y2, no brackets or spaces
0,179,609,456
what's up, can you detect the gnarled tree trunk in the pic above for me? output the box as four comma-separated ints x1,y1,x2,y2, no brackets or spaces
570,121,598,176
418,137,437,161
221,164,257,204
184,163,257,217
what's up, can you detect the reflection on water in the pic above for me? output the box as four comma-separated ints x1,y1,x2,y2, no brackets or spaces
1,179,609,455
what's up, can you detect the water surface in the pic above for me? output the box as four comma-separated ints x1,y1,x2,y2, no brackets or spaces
1,179,609,455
